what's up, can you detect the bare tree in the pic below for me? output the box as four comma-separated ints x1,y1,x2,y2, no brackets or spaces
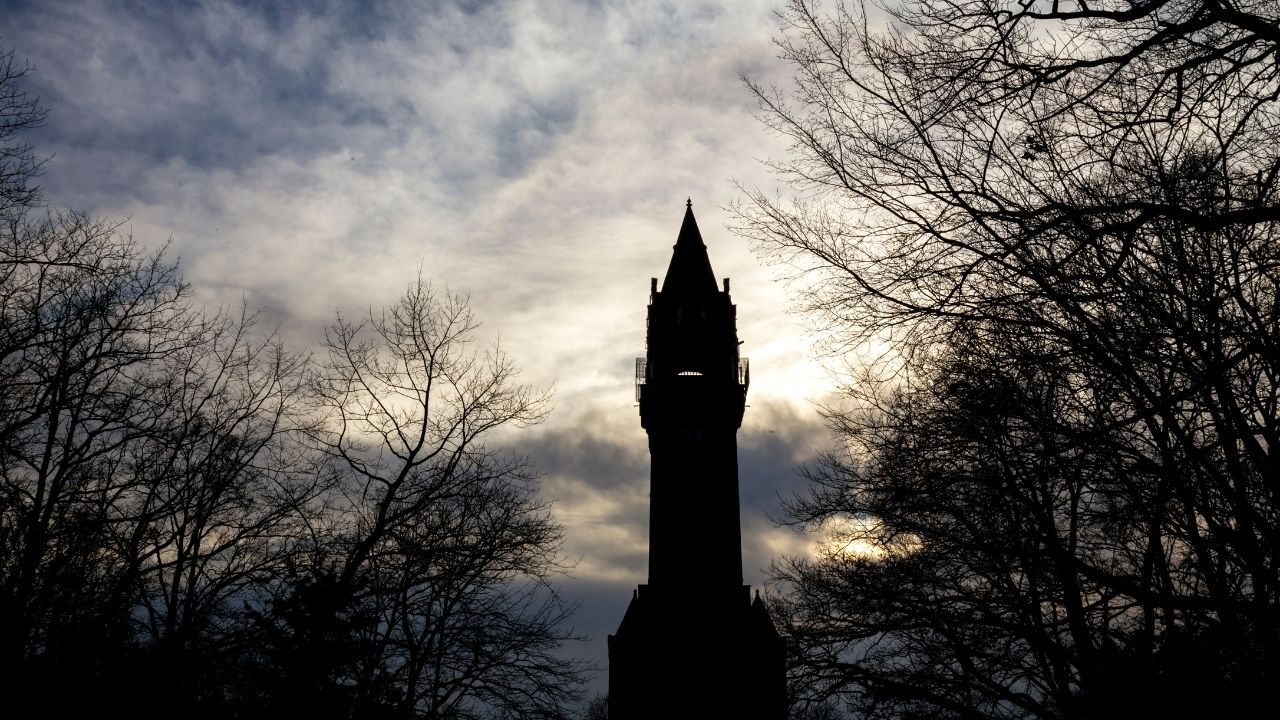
740,1,1280,717
0,57,326,712
0,212,199,675
124,306,325,708
583,694,609,720
0,212,328,715
0,45,46,218
306,277,585,718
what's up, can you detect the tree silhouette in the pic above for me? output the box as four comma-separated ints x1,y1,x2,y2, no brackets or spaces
739,1,1280,717
0,210,322,714
0,42,585,718
306,278,586,717
583,693,609,720
1,211,200,686
0,45,46,218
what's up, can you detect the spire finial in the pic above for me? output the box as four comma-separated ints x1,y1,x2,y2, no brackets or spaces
686,197,692,209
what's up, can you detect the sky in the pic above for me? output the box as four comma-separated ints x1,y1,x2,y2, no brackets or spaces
2,0,837,695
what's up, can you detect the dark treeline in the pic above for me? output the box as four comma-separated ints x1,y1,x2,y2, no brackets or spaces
0,47,584,719
740,1,1280,719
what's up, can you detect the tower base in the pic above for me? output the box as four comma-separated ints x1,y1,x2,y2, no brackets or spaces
607,584,786,719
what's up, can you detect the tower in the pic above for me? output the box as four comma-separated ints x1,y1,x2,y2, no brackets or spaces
607,201,786,718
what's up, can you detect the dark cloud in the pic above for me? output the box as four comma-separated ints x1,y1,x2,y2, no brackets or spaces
7,0,589,209
738,400,830,580
515,397,831,587
739,400,828,513
219,0,421,41
555,575,633,697
521,398,831,697
508,407,651,580
493,92,581,178
520,418,647,493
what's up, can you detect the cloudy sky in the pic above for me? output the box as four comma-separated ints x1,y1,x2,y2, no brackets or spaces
4,0,836,693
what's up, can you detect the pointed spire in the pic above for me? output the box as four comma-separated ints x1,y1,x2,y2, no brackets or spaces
661,199,719,296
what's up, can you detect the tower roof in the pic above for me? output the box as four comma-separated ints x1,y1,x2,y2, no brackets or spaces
660,200,719,296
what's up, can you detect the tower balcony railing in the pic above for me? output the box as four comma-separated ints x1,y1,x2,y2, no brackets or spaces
635,357,750,400
635,357,647,401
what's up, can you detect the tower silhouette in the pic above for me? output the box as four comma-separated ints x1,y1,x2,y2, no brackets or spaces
607,201,786,718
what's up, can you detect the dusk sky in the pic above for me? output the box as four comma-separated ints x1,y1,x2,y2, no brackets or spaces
3,0,837,692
